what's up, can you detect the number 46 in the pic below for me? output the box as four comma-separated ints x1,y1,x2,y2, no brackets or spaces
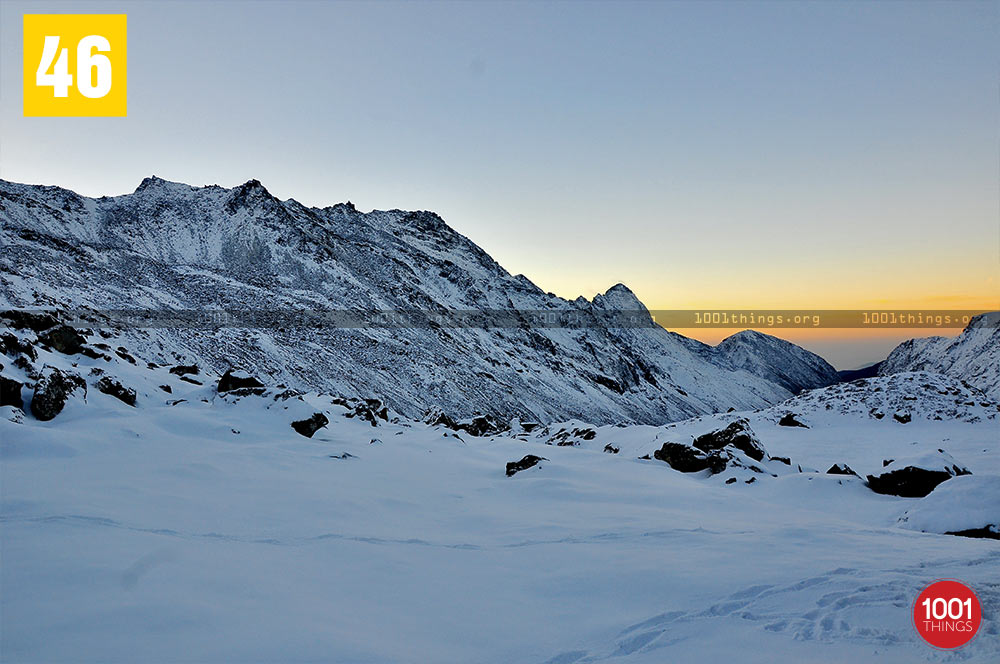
36,35,112,98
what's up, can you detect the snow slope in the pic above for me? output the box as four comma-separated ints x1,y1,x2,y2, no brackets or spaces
1,177,838,424
880,312,1000,400
2,317,998,663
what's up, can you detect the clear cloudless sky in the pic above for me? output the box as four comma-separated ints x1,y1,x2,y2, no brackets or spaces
1,0,997,368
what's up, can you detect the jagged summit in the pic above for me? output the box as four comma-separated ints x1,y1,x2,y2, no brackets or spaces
1,176,839,423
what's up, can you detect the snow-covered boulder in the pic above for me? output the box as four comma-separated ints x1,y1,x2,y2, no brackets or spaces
30,367,86,421
866,450,971,498
653,442,727,474
897,475,1000,539
692,418,767,462
218,369,265,393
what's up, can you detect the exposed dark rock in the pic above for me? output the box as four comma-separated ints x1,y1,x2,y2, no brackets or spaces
778,413,808,428
0,309,59,332
115,347,137,364
770,456,792,465
30,368,86,421
291,412,329,438
426,409,459,430
329,452,356,459
1,375,24,409
826,463,859,477
866,460,971,498
96,377,136,406
179,376,202,385
547,427,597,446
653,442,728,474
347,399,389,426
506,455,547,477
457,415,507,437
692,419,766,461
745,477,757,484
79,346,111,361
882,459,894,467
725,477,737,484
159,384,172,393
945,527,999,540
1,333,38,360
603,444,620,454
892,411,911,424
37,325,85,355
218,369,265,393
169,364,199,376
869,408,885,420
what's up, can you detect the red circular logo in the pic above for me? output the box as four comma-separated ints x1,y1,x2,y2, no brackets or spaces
912,580,981,649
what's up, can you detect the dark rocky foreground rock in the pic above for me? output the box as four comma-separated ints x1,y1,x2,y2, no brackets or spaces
866,452,971,498
827,463,859,477
37,325,85,355
778,413,808,428
96,377,137,406
30,367,86,421
506,455,547,477
218,369,265,393
653,442,727,474
692,419,766,462
1,375,24,409
291,413,329,438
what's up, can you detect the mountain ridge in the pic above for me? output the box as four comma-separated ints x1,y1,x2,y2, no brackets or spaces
1,176,839,424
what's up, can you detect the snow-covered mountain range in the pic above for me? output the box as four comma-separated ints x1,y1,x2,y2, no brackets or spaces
1,176,840,424
880,312,1000,400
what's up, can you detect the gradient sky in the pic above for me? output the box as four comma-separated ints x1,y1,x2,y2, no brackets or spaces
1,0,997,368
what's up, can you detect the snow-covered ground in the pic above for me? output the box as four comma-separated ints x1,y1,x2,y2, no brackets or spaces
2,327,998,662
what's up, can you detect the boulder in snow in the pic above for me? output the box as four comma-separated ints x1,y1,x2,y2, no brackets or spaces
506,455,547,477
778,413,808,428
218,369,265,393
1,375,24,409
866,450,971,498
37,325,85,355
827,463,859,477
30,367,86,421
96,377,136,406
653,442,728,474
291,413,329,438
692,419,766,461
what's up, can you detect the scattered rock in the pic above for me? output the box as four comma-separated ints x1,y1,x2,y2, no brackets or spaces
291,412,329,437
770,456,792,465
347,399,389,426
653,442,727,474
329,452,356,459
506,455,547,477
96,377,136,406
30,367,86,421
456,415,507,437
745,477,757,484
692,419,766,461
1,375,24,409
778,413,808,428
169,364,199,377
179,376,202,385
1,333,38,360
115,347,137,364
159,384,172,393
725,477,737,484
827,463,859,477
37,325,85,355
218,369,265,393
603,444,620,454
892,411,911,424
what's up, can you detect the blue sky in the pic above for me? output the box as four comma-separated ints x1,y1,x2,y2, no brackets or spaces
1,0,997,367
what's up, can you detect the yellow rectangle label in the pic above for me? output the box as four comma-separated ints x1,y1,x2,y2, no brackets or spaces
23,14,127,117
